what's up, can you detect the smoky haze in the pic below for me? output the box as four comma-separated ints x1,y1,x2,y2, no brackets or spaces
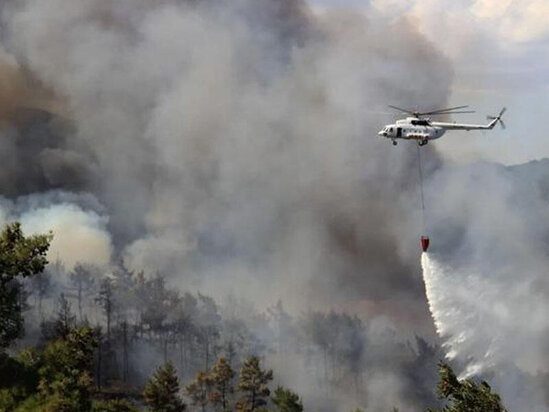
1,0,548,410
0,0,451,315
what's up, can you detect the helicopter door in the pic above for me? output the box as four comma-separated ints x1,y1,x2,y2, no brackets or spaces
396,127,402,138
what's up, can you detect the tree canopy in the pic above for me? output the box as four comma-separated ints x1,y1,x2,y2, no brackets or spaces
236,356,273,412
428,362,508,412
271,386,303,412
144,362,185,412
0,222,51,348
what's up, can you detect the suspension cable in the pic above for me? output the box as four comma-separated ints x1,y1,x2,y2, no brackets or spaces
417,145,426,232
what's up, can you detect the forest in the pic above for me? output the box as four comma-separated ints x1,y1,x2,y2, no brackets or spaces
0,222,507,411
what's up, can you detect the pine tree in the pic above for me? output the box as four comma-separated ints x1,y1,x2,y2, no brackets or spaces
185,371,211,412
236,356,273,412
0,222,51,348
143,362,185,412
54,293,76,339
38,326,98,412
271,386,303,412
29,270,51,320
92,398,140,411
69,263,96,322
209,357,235,411
96,278,115,341
427,362,507,412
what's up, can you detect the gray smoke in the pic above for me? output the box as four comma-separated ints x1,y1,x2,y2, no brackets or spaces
0,0,452,316
10,0,549,410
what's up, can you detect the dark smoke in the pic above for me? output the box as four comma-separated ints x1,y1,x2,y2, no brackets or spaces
10,0,540,410
0,0,452,314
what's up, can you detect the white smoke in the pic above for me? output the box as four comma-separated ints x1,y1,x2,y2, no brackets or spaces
4,0,549,409
0,195,112,269
0,0,454,318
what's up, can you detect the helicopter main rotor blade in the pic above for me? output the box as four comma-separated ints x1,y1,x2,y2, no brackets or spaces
421,105,469,115
388,105,416,115
365,110,397,115
428,110,476,115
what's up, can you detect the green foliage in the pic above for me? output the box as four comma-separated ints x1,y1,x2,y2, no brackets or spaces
39,294,77,343
92,399,140,412
428,362,507,412
185,371,211,412
144,362,185,412
0,388,21,412
0,349,41,411
38,326,98,412
236,356,273,412
54,294,77,339
271,386,303,412
209,357,235,411
12,394,45,412
0,327,97,412
0,222,52,348
0,349,40,390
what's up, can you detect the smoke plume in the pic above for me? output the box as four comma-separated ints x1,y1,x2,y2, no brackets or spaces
3,0,549,410
0,0,452,316
0,194,112,269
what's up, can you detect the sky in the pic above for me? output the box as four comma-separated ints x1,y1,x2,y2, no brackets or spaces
307,0,549,165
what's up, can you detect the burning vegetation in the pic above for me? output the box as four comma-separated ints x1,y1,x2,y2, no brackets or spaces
0,222,509,411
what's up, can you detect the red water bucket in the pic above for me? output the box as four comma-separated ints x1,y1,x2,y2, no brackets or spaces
420,236,430,252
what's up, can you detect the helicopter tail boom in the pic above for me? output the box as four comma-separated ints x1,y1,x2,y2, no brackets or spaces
431,107,506,131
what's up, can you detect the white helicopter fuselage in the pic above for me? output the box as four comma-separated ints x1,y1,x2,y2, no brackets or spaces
378,117,446,146
377,110,503,146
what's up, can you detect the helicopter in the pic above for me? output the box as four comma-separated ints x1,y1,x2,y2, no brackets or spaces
378,105,506,146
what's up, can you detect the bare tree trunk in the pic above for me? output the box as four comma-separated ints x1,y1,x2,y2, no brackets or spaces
38,294,43,321
205,334,210,370
106,309,111,342
97,338,102,390
179,338,184,373
122,321,129,383
77,283,83,322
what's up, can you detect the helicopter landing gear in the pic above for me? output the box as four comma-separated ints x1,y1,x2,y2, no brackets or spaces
392,140,397,146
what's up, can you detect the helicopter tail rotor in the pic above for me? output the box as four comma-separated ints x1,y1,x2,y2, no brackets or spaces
487,107,507,129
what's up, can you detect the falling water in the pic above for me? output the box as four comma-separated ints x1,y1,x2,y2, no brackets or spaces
421,252,498,378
